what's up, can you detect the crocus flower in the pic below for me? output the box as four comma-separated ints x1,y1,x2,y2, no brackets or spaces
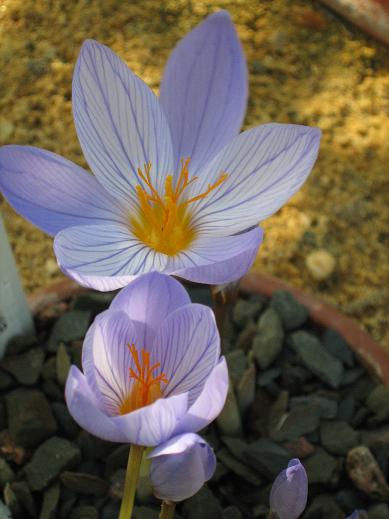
149,433,216,502
270,458,308,519
0,11,321,291
65,271,228,446
346,512,367,519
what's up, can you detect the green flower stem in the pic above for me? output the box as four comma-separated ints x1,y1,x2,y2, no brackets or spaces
159,500,176,519
119,444,145,519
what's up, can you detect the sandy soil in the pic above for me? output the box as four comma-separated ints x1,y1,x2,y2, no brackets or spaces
0,0,388,347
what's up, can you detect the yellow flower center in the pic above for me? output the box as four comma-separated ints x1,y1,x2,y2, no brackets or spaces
130,158,228,256
119,344,169,414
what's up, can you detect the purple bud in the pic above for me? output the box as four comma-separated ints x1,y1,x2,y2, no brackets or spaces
269,458,308,519
149,433,216,502
346,511,368,519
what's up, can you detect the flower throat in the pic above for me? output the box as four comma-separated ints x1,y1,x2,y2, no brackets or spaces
120,344,169,414
130,158,227,256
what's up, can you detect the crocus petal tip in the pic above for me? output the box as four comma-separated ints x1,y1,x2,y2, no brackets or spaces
79,38,100,52
149,433,216,502
209,9,232,22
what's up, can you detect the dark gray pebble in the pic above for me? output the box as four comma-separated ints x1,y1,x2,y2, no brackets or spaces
257,367,281,387
233,299,264,329
0,459,14,489
1,348,44,385
51,402,79,438
243,439,290,479
77,431,113,461
6,335,38,356
182,487,222,519
320,421,359,455
222,506,243,519
24,436,81,491
368,503,389,519
290,331,344,388
271,403,321,442
270,291,308,331
6,388,57,448
47,310,91,352
334,488,365,515
290,394,338,419
70,292,114,314
303,494,344,519
337,396,356,421
366,385,389,423
322,329,355,367
60,472,108,496
39,484,60,519
252,308,284,369
304,448,338,484
69,506,98,519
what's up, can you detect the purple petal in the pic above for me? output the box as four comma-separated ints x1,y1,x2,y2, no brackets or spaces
151,304,220,405
110,271,191,346
81,310,139,416
173,227,263,284
111,392,188,446
149,433,216,502
174,357,229,434
53,223,168,290
0,145,125,236
160,10,247,174
270,458,308,519
192,124,321,235
54,222,263,289
55,270,136,292
65,366,128,442
73,39,174,205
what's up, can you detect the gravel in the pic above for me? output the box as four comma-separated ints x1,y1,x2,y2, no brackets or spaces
0,287,386,518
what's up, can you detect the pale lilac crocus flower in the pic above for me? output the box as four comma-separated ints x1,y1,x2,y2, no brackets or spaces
65,272,228,446
0,11,321,291
270,458,308,519
149,433,216,502
346,512,368,519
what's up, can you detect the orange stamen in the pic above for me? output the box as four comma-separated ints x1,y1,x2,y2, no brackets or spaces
130,158,228,256
119,344,169,414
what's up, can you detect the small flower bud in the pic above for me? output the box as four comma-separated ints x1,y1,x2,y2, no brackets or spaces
149,433,216,502
269,458,308,519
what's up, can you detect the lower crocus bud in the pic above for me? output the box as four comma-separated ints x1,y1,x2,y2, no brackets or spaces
149,433,216,502
270,458,308,519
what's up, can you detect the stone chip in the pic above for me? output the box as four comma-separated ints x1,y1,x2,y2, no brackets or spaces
289,331,344,388
252,308,284,369
60,471,109,496
24,436,81,491
1,348,44,385
320,420,359,455
6,389,57,448
270,291,308,331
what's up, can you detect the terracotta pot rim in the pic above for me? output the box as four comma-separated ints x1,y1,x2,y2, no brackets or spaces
28,272,389,385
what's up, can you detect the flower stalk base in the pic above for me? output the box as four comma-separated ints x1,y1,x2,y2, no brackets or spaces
119,444,145,519
159,500,176,519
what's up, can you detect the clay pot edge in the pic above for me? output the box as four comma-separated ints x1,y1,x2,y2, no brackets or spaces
28,273,389,385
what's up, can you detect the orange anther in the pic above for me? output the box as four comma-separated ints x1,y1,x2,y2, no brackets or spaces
130,158,228,256
127,344,169,408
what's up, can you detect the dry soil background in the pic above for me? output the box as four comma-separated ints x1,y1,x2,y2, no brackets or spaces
0,0,388,347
